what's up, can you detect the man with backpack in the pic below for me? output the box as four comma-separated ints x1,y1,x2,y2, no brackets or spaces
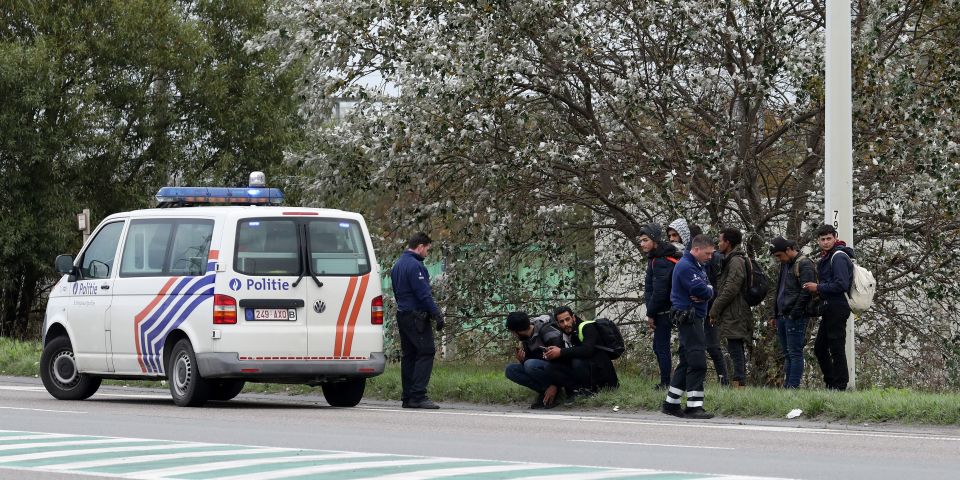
504,311,565,409
544,306,619,401
803,224,855,390
640,223,681,390
709,227,752,388
661,234,715,419
769,236,817,388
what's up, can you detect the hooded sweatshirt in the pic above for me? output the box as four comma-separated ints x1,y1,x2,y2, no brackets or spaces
668,218,691,251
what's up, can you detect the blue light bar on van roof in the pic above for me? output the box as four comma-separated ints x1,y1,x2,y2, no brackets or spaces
155,187,284,207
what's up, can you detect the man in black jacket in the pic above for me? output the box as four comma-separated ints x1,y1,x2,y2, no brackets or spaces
770,236,817,388
803,224,855,390
544,306,618,403
640,223,681,389
504,312,564,409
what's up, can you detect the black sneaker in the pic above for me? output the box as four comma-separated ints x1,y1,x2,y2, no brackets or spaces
530,393,546,409
661,402,684,417
405,398,440,409
683,407,715,419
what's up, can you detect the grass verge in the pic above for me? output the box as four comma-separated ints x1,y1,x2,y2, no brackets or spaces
3,337,957,425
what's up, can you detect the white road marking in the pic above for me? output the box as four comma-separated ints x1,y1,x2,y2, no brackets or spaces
0,442,202,463
125,452,378,479
0,430,793,480
40,446,294,470
357,406,960,443
0,386,45,392
571,439,736,450
0,406,85,414
528,470,682,480
366,463,547,480
215,457,456,480
93,392,170,400
0,385,167,400
0,433,77,442
0,437,140,452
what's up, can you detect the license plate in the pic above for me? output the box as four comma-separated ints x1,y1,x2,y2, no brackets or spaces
250,308,297,321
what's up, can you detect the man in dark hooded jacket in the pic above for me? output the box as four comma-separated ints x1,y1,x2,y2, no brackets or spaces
803,224,855,390
640,223,681,389
504,311,565,408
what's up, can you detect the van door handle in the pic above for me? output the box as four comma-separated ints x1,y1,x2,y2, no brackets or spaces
100,284,110,290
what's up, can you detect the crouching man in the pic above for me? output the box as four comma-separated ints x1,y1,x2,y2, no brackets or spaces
504,311,564,409
544,306,619,404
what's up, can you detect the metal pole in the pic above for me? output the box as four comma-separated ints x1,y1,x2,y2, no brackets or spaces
824,0,855,390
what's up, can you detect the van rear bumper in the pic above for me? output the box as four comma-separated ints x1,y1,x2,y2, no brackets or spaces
197,352,386,381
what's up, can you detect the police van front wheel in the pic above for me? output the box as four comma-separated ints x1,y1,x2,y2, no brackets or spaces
209,380,245,401
168,339,211,407
321,378,365,407
40,336,101,400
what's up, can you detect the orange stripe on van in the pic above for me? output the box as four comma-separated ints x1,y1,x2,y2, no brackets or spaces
341,274,370,357
333,276,358,358
133,277,179,372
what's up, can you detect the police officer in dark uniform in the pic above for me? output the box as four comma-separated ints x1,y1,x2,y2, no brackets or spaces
661,234,716,419
391,232,444,409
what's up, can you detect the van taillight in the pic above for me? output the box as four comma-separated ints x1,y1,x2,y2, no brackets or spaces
371,295,383,325
213,294,237,324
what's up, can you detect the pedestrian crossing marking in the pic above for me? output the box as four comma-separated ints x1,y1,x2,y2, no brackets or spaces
0,430,789,480
126,453,382,479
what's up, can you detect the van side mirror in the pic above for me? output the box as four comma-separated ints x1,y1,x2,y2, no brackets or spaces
55,255,75,275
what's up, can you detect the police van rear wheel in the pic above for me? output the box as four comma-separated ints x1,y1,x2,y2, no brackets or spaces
321,378,365,407
209,380,246,401
168,339,210,407
40,336,102,400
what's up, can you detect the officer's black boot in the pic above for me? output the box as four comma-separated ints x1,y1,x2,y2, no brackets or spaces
683,407,714,419
661,401,684,417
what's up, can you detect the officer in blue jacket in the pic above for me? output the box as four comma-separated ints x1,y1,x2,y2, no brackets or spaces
662,234,716,419
391,232,444,409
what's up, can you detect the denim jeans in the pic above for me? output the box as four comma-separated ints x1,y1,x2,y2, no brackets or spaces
776,315,808,388
651,313,673,385
726,338,746,384
704,318,729,385
504,359,554,394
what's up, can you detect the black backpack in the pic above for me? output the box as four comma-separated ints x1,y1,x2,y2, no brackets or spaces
741,256,770,307
585,318,626,359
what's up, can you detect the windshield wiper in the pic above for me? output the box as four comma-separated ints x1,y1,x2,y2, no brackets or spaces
303,223,323,288
291,224,308,288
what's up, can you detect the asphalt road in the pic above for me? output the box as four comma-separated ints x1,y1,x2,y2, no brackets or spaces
1,375,958,479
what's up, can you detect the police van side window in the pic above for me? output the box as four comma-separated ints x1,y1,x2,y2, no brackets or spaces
80,221,125,280
307,220,371,276
234,219,299,275
168,220,214,276
120,219,213,277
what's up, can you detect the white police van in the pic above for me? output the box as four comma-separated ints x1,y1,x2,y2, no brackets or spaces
41,173,385,407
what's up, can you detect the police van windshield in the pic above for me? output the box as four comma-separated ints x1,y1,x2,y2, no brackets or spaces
234,218,370,277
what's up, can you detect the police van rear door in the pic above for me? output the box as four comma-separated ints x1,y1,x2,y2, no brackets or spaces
303,218,380,360
228,217,308,358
